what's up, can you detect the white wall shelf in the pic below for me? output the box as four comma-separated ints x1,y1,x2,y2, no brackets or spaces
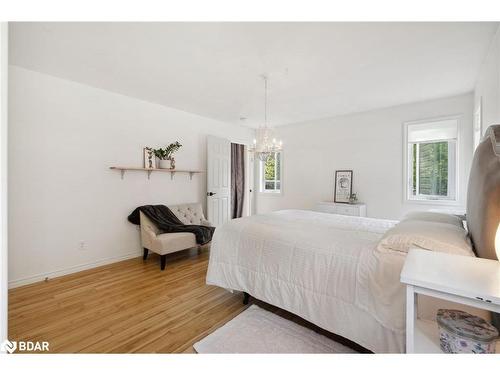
109,167,204,180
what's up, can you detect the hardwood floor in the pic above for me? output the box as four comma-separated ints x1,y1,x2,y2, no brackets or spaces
9,248,367,354
8,249,248,353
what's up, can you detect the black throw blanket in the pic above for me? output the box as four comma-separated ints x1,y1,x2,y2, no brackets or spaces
128,205,215,245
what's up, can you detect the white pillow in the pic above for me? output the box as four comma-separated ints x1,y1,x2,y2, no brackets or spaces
378,220,474,257
403,211,464,227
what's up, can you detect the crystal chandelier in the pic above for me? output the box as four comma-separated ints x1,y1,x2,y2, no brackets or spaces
249,75,282,161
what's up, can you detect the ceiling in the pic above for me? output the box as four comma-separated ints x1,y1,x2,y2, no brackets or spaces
9,22,499,128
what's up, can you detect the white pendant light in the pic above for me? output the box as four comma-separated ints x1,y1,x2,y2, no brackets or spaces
249,75,282,161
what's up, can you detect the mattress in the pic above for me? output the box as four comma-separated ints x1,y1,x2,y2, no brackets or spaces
206,209,408,353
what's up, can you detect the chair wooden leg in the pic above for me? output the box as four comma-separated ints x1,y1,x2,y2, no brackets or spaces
243,292,250,305
160,255,167,270
143,248,149,261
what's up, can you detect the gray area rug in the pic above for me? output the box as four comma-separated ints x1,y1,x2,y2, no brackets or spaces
193,305,357,353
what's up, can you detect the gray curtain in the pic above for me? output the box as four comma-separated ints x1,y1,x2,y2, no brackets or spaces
231,143,245,219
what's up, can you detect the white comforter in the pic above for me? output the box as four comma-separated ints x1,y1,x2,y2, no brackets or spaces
206,210,407,353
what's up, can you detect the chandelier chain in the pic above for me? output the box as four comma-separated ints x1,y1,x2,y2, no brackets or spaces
249,73,282,160
264,75,267,128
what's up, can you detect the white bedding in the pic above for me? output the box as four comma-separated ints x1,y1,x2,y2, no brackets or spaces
206,209,408,353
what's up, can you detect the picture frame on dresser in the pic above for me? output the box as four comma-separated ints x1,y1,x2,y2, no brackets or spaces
334,170,353,203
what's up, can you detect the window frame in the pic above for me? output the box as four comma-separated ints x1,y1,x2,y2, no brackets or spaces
259,151,283,195
403,115,460,206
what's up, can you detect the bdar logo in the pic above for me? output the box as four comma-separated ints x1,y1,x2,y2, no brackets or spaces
1,339,49,353
1,339,17,354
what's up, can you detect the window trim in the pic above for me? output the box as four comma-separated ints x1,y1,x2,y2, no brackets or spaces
402,115,461,206
258,151,283,195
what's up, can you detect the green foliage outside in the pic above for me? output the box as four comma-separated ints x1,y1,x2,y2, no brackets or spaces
265,154,276,180
264,153,281,190
412,141,448,197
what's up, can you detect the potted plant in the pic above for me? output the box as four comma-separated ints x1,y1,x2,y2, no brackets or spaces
153,141,182,169
349,192,358,204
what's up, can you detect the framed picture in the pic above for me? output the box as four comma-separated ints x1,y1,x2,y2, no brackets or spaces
334,170,353,203
143,147,156,169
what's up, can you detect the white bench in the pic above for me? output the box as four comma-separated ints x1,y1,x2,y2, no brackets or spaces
140,203,212,270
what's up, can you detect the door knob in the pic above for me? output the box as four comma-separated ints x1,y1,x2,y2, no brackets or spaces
207,192,216,196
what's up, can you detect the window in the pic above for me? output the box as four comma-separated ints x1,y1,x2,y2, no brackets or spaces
260,152,282,193
405,118,458,202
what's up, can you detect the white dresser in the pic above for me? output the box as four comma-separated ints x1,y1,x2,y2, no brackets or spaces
315,201,367,217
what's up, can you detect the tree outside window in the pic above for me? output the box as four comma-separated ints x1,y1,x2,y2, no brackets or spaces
261,152,281,193
406,118,458,202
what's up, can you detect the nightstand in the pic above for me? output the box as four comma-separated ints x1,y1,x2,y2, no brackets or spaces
315,201,366,217
400,249,500,353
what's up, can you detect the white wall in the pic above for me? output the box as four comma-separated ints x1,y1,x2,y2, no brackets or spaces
8,66,252,287
1,22,8,344
474,25,500,134
256,94,474,220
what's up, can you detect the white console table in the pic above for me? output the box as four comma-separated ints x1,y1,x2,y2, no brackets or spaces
315,201,366,217
401,249,500,353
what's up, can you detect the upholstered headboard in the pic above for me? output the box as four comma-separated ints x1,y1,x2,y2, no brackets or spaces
466,124,500,260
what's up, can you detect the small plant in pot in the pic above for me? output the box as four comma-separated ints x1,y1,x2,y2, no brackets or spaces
349,193,358,204
153,142,182,169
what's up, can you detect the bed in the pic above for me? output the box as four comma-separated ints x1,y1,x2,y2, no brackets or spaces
206,125,500,353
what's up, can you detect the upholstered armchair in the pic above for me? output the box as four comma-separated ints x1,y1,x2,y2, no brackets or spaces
140,203,212,270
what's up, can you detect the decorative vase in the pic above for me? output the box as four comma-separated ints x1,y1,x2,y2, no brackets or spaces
159,159,171,169
170,157,176,170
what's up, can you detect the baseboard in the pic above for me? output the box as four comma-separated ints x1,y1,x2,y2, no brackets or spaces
8,250,142,289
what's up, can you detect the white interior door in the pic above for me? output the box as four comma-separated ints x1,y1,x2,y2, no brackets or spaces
246,149,255,216
207,136,231,227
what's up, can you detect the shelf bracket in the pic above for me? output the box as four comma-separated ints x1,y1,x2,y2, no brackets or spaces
147,170,152,180
120,170,125,180
170,171,175,180
189,172,194,180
